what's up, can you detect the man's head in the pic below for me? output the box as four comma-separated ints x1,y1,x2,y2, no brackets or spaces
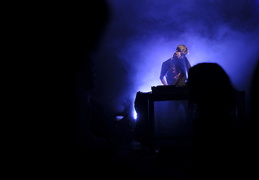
175,44,188,58
176,44,188,54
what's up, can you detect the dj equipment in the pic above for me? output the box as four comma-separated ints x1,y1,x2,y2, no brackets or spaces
134,85,245,150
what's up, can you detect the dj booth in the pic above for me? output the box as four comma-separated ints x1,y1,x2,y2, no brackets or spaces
134,85,245,149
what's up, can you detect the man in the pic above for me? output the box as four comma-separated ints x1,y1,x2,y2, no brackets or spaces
160,44,191,86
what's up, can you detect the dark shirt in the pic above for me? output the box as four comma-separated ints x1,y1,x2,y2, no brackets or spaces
160,54,191,86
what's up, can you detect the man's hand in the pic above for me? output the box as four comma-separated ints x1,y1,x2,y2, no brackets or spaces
161,77,168,85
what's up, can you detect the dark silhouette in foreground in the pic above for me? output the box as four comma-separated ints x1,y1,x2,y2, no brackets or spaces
186,62,239,179
240,58,259,180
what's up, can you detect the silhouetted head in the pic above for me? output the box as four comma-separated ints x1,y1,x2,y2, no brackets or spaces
187,62,236,111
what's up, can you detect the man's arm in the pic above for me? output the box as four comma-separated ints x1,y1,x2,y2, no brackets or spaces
160,76,168,85
160,61,168,85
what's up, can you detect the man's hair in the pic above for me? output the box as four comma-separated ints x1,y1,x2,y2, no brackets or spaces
176,44,188,55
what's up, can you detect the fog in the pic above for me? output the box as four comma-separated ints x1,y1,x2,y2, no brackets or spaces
90,0,259,118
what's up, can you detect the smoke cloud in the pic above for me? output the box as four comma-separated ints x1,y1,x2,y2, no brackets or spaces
91,0,259,117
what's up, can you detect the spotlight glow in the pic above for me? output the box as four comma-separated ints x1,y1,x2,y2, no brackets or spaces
133,110,137,120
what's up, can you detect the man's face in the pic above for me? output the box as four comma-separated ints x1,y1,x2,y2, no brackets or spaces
180,49,188,56
176,51,185,58
180,52,186,57
177,45,188,56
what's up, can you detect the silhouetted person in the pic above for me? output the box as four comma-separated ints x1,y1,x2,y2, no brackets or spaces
68,2,144,178
186,63,238,179
240,58,259,179
11,1,113,178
